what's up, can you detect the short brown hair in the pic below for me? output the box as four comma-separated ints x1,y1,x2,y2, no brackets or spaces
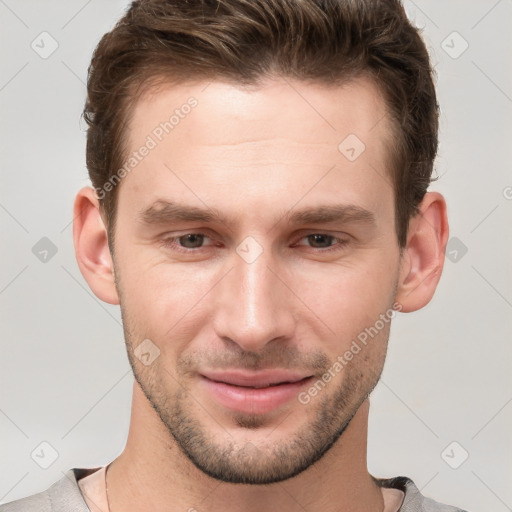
84,0,439,248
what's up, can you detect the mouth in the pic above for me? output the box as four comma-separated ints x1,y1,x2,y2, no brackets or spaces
199,370,314,415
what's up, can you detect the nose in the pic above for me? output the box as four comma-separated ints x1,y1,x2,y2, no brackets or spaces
212,241,296,353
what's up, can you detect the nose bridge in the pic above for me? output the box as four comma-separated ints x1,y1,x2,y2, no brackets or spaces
213,240,295,351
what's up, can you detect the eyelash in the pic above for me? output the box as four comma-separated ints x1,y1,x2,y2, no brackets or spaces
159,232,349,254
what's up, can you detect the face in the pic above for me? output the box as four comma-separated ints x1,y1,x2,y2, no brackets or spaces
112,76,402,484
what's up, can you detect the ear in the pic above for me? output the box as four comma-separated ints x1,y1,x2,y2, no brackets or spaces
72,187,120,305
395,192,449,313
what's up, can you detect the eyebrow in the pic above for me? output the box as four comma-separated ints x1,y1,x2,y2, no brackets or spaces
139,201,228,225
138,200,376,228
285,204,375,226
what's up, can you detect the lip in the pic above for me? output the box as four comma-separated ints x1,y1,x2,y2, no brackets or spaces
199,370,313,415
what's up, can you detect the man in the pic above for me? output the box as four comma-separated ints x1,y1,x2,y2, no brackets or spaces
1,0,467,511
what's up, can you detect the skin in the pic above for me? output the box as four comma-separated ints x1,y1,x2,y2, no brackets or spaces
73,75,448,512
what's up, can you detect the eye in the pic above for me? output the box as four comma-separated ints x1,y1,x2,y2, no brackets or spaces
160,232,215,252
294,233,349,252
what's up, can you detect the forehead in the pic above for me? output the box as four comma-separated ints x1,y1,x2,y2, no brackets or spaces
128,74,392,158
117,75,395,226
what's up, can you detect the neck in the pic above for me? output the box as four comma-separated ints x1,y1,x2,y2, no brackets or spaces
106,382,383,512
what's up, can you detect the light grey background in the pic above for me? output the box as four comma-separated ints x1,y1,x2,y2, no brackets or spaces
1,1,511,510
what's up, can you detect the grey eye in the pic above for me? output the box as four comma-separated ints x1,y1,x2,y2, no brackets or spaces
305,234,335,248
178,234,206,248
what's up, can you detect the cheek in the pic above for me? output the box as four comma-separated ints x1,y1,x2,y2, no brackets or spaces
116,253,219,343
292,255,399,353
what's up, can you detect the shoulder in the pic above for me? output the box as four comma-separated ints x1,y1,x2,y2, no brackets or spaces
0,468,98,512
376,475,470,512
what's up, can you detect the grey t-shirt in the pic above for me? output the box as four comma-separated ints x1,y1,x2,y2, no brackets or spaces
0,468,468,512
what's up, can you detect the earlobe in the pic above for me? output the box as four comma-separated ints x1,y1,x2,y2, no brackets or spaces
395,192,449,313
72,187,120,305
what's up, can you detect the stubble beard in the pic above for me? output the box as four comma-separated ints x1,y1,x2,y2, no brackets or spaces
123,327,387,485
